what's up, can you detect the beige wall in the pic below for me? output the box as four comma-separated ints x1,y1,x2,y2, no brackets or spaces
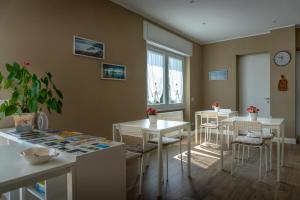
0,0,202,138
202,26,296,138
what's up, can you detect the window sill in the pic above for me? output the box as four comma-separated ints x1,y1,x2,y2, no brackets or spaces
147,105,185,113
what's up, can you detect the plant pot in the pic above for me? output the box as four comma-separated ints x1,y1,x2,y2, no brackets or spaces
214,107,220,112
149,115,158,124
13,113,35,132
249,113,258,121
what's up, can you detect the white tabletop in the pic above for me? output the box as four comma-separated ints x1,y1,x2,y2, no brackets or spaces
0,143,75,192
221,116,284,125
117,119,189,132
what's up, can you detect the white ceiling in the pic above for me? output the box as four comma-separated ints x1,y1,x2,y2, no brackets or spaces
110,0,300,44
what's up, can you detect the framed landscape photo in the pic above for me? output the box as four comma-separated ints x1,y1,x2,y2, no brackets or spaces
73,36,105,59
101,62,126,80
209,69,228,80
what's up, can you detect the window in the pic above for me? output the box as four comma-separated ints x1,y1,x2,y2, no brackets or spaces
147,46,185,109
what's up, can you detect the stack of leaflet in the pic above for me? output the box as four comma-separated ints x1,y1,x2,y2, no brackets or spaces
27,131,114,156
7,130,50,141
34,181,45,196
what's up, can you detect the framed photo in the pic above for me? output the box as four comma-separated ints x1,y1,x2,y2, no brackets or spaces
101,62,126,80
209,69,228,80
73,36,105,59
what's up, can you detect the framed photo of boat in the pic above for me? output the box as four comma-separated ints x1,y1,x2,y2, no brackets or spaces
101,62,126,80
73,36,105,59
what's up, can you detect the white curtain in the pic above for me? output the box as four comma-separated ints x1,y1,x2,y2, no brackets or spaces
147,51,164,104
168,57,183,104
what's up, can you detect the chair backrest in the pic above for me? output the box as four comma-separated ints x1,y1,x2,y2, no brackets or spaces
219,109,232,113
233,120,262,139
118,124,149,149
156,110,183,137
157,110,183,121
200,111,219,125
118,124,143,138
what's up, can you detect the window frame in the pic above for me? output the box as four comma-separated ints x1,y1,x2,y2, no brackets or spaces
146,45,185,111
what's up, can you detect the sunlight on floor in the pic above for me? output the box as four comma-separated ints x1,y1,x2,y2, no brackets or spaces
173,144,221,169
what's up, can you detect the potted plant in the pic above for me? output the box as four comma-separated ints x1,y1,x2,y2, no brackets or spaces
0,62,63,132
247,105,260,121
146,107,158,124
212,101,220,112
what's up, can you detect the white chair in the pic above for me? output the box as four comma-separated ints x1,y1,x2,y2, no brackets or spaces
231,121,267,180
118,124,157,195
219,108,232,113
148,111,183,182
199,111,220,144
246,128,274,171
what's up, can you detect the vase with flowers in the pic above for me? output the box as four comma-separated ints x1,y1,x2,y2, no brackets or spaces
146,107,158,124
212,101,220,112
247,105,260,121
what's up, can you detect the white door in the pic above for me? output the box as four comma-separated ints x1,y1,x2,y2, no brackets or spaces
238,53,270,117
296,51,300,137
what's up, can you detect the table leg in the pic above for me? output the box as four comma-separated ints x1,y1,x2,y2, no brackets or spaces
187,126,191,177
277,126,281,182
281,123,285,166
112,124,116,142
67,166,76,200
157,133,163,197
220,123,224,170
195,114,198,144
19,188,26,200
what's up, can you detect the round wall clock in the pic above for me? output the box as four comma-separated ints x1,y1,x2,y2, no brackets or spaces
274,51,291,66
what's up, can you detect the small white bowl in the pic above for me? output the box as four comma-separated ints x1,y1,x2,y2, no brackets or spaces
20,147,59,165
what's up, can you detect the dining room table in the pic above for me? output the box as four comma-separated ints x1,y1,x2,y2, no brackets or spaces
113,119,191,197
219,116,285,182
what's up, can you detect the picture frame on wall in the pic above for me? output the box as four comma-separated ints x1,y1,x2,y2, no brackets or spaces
209,69,228,80
73,36,105,59
101,62,126,80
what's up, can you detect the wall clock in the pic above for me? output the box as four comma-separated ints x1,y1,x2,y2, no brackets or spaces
274,51,291,66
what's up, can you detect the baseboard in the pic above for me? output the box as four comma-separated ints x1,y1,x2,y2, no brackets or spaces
272,137,296,144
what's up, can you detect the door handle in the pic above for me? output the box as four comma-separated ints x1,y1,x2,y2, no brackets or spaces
264,97,270,103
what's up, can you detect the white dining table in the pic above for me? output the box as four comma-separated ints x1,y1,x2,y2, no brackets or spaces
219,116,285,182
195,110,238,144
0,142,76,200
113,119,191,197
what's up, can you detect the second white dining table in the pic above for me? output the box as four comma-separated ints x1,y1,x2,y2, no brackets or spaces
113,119,191,197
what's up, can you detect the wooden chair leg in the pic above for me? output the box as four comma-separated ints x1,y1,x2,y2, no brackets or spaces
265,145,268,172
270,142,273,171
247,146,250,159
216,128,219,144
237,144,240,165
231,143,236,175
180,138,183,171
205,128,207,143
138,155,144,195
243,145,246,164
199,126,202,144
166,147,169,182
259,146,262,181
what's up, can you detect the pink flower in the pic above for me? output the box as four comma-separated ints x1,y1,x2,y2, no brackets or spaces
23,61,30,66
247,105,260,113
146,107,157,115
212,101,220,108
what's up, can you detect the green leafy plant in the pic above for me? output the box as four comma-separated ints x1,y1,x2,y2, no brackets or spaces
0,62,63,118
